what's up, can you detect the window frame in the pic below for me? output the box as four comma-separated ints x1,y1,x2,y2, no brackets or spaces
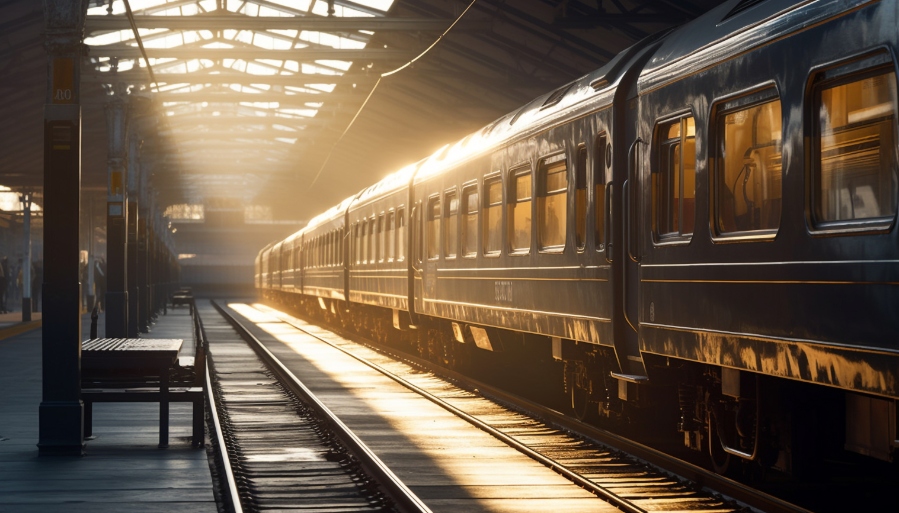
377,212,385,263
444,188,459,259
385,209,395,262
653,113,697,244
483,173,503,257
461,182,479,258
711,85,784,242
426,194,442,260
537,152,568,253
808,53,898,235
594,134,610,253
508,164,533,255
396,206,406,262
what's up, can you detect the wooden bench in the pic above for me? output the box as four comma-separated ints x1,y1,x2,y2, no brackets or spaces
171,288,194,314
81,338,205,448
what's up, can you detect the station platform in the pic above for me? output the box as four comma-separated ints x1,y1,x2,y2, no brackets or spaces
0,306,216,513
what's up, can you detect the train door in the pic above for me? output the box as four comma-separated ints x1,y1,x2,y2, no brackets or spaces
609,90,649,383
411,197,423,315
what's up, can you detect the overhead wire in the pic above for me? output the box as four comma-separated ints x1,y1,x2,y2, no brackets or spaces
122,0,160,93
308,0,478,188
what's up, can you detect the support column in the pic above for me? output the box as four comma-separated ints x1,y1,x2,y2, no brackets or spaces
20,192,32,322
38,0,86,455
127,202,138,337
127,130,141,337
137,217,148,332
86,197,95,311
104,95,128,338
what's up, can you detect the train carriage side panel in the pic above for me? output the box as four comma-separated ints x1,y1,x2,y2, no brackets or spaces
347,165,416,313
410,53,649,352
302,196,355,303
635,0,899,399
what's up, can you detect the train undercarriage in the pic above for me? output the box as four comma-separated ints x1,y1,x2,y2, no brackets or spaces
262,289,898,477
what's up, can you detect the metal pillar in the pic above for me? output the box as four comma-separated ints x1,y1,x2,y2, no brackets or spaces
126,130,140,337
38,0,86,455
20,192,32,322
137,217,148,332
104,95,128,338
86,197,95,312
127,203,138,337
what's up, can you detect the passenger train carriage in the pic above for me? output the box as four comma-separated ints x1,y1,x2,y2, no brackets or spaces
258,0,899,472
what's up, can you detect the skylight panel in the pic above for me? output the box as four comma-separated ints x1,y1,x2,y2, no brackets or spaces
270,29,300,39
264,0,313,12
315,60,352,71
352,0,395,11
234,30,254,45
247,62,278,75
84,30,132,46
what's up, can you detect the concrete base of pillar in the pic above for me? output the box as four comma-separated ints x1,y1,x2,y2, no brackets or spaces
38,400,85,456
22,298,31,322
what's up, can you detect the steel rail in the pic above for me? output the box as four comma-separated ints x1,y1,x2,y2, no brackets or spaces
198,308,243,513
240,304,648,513
205,355,244,513
209,300,431,513
264,305,812,513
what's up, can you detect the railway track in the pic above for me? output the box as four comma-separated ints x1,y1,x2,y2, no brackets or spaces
199,300,429,513
215,301,810,513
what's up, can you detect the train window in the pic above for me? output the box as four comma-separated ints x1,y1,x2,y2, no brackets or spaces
369,216,376,264
396,207,406,261
354,223,361,264
595,135,608,250
575,145,587,250
362,219,369,264
427,196,441,259
445,190,459,258
378,214,385,263
462,185,478,258
509,167,532,253
814,69,898,226
484,178,502,255
539,155,567,251
715,94,782,235
654,116,696,239
386,211,395,262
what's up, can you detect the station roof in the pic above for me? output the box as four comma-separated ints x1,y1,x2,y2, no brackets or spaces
0,0,723,227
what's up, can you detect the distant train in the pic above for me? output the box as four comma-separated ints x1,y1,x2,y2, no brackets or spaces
258,0,899,474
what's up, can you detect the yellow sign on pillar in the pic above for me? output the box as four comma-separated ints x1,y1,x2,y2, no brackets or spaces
52,58,75,104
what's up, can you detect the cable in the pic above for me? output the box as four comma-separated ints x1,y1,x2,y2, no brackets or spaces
308,0,478,188
122,0,160,93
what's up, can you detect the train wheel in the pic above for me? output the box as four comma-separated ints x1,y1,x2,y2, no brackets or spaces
571,383,590,421
707,410,731,474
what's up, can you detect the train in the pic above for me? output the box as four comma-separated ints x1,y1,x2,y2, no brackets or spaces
257,0,899,475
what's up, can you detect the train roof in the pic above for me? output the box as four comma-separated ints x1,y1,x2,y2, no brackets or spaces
306,194,356,231
351,161,419,209
348,20,672,195
640,0,820,89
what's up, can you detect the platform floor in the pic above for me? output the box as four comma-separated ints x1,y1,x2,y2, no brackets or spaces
0,306,217,513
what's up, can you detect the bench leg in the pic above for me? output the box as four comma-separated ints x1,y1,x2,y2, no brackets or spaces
159,371,170,448
83,401,92,438
192,397,204,447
